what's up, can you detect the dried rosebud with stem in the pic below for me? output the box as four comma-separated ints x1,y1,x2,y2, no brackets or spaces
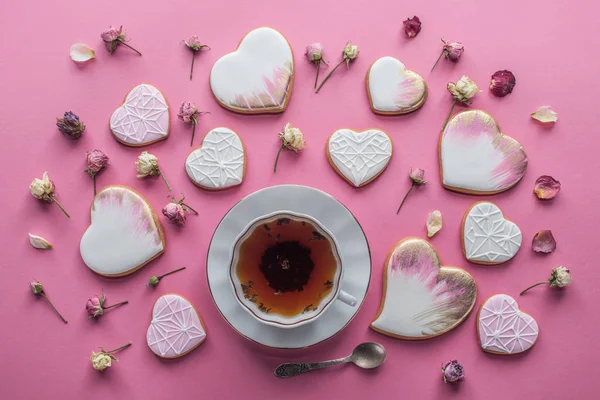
532,230,556,254
534,175,560,200
489,70,516,97
147,267,187,287
136,151,171,191
90,342,132,371
305,43,328,89
403,16,422,38
443,76,480,130
86,290,128,319
84,149,109,195
315,41,359,93
442,360,464,383
162,196,198,226
178,101,208,146
56,111,85,139
396,168,427,214
431,39,464,71
29,280,67,324
184,36,210,81
274,123,305,173
520,266,571,295
29,172,70,218
100,25,141,55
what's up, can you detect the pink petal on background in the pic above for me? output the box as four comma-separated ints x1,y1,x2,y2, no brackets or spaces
531,106,557,123
532,230,556,253
534,175,561,199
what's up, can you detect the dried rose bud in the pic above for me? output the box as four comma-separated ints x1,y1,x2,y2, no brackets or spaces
403,16,422,38
136,152,171,191
29,172,70,218
305,43,324,63
84,149,109,196
101,25,141,55
184,36,209,80
315,41,359,93
56,111,85,138
146,267,186,287
432,39,464,71
490,70,516,97
90,342,131,371
521,266,572,295
534,175,560,200
85,291,128,319
162,197,198,226
397,168,428,214
274,123,305,173
29,280,67,323
532,230,556,254
178,101,207,146
442,360,464,383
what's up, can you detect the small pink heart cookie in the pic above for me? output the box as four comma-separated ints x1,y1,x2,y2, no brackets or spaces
147,294,207,358
110,83,170,146
478,294,539,355
439,110,528,194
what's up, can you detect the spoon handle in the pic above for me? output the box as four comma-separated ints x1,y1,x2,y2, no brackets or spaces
274,357,349,378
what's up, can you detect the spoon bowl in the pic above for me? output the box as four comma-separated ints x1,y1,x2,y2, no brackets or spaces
350,342,386,369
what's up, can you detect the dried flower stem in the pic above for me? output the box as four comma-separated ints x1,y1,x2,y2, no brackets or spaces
520,282,547,295
191,121,197,146
396,183,415,214
159,267,186,279
181,203,198,215
159,170,172,192
51,196,70,218
314,62,321,89
107,342,132,354
273,144,285,173
42,293,68,324
104,300,129,310
431,50,445,72
93,176,97,196
117,39,142,56
442,100,457,130
315,60,344,93
190,52,196,81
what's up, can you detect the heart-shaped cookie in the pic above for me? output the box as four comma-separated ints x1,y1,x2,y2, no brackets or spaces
478,294,539,354
462,202,522,265
210,27,294,114
327,128,393,187
147,294,207,358
185,127,246,190
366,56,427,115
439,110,528,194
371,237,477,339
80,186,165,277
109,84,170,146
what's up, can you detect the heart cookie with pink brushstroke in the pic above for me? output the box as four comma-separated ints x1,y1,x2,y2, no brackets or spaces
367,56,427,115
371,237,477,339
439,110,528,194
478,294,539,354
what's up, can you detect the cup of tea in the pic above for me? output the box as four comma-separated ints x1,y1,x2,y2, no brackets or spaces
229,211,357,328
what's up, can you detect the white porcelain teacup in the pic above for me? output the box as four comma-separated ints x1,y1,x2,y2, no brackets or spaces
229,211,357,328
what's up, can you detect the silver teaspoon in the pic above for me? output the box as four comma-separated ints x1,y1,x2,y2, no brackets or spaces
274,342,386,378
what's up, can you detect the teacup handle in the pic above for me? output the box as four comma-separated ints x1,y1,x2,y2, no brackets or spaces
337,290,357,307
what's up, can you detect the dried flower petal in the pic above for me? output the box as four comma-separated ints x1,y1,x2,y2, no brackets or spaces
532,230,556,254
531,106,558,123
489,70,516,97
534,175,561,199
426,210,442,238
403,16,422,38
29,233,53,250
70,43,96,64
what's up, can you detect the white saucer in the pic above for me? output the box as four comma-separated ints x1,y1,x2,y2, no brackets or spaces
206,185,371,349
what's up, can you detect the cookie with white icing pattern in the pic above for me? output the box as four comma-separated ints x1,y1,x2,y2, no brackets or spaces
461,201,522,265
326,128,393,187
185,127,246,190
210,27,294,114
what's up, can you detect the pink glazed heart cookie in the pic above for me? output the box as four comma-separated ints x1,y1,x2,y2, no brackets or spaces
371,237,477,340
439,110,528,194
79,186,165,277
209,27,294,114
147,294,207,358
366,56,427,115
478,294,539,355
109,84,170,146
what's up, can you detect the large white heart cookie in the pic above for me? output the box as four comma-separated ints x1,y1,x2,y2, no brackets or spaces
147,294,207,358
110,84,170,146
185,127,246,190
210,27,294,114
439,110,528,194
367,56,427,115
80,186,165,277
371,238,477,339
478,294,539,355
462,202,522,265
327,128,393,187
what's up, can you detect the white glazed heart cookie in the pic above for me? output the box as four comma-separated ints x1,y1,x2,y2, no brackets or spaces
210,27,294,114
185,127,246,190
326,128,393,187
109,84,170,146
461,202,522,265
371,237,477,340
478,294,539,355
147,294,207,358
80,186,165,277
439,110,528,194
366,56,427,115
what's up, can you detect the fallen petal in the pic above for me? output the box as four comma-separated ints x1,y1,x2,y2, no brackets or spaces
426,210,442,237
70,43,96,63
531,106,557,123
532,230,556,254
29,233,53,250
534,175,561,199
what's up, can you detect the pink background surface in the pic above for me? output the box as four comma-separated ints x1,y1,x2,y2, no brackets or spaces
1,0,599,399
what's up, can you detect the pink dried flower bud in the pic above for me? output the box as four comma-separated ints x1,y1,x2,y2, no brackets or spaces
178,101,199,124
29,280,44,295
84,149,109,176
490,70,516,97
409,168,427,185
534,175,561,200
403,16,422,38
305,43,324,63
184,35,209,52
442,360,464,383
86,295,104,318
532,230,556,254
443,40,464,61
162,202,187,226
100,25,141,55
